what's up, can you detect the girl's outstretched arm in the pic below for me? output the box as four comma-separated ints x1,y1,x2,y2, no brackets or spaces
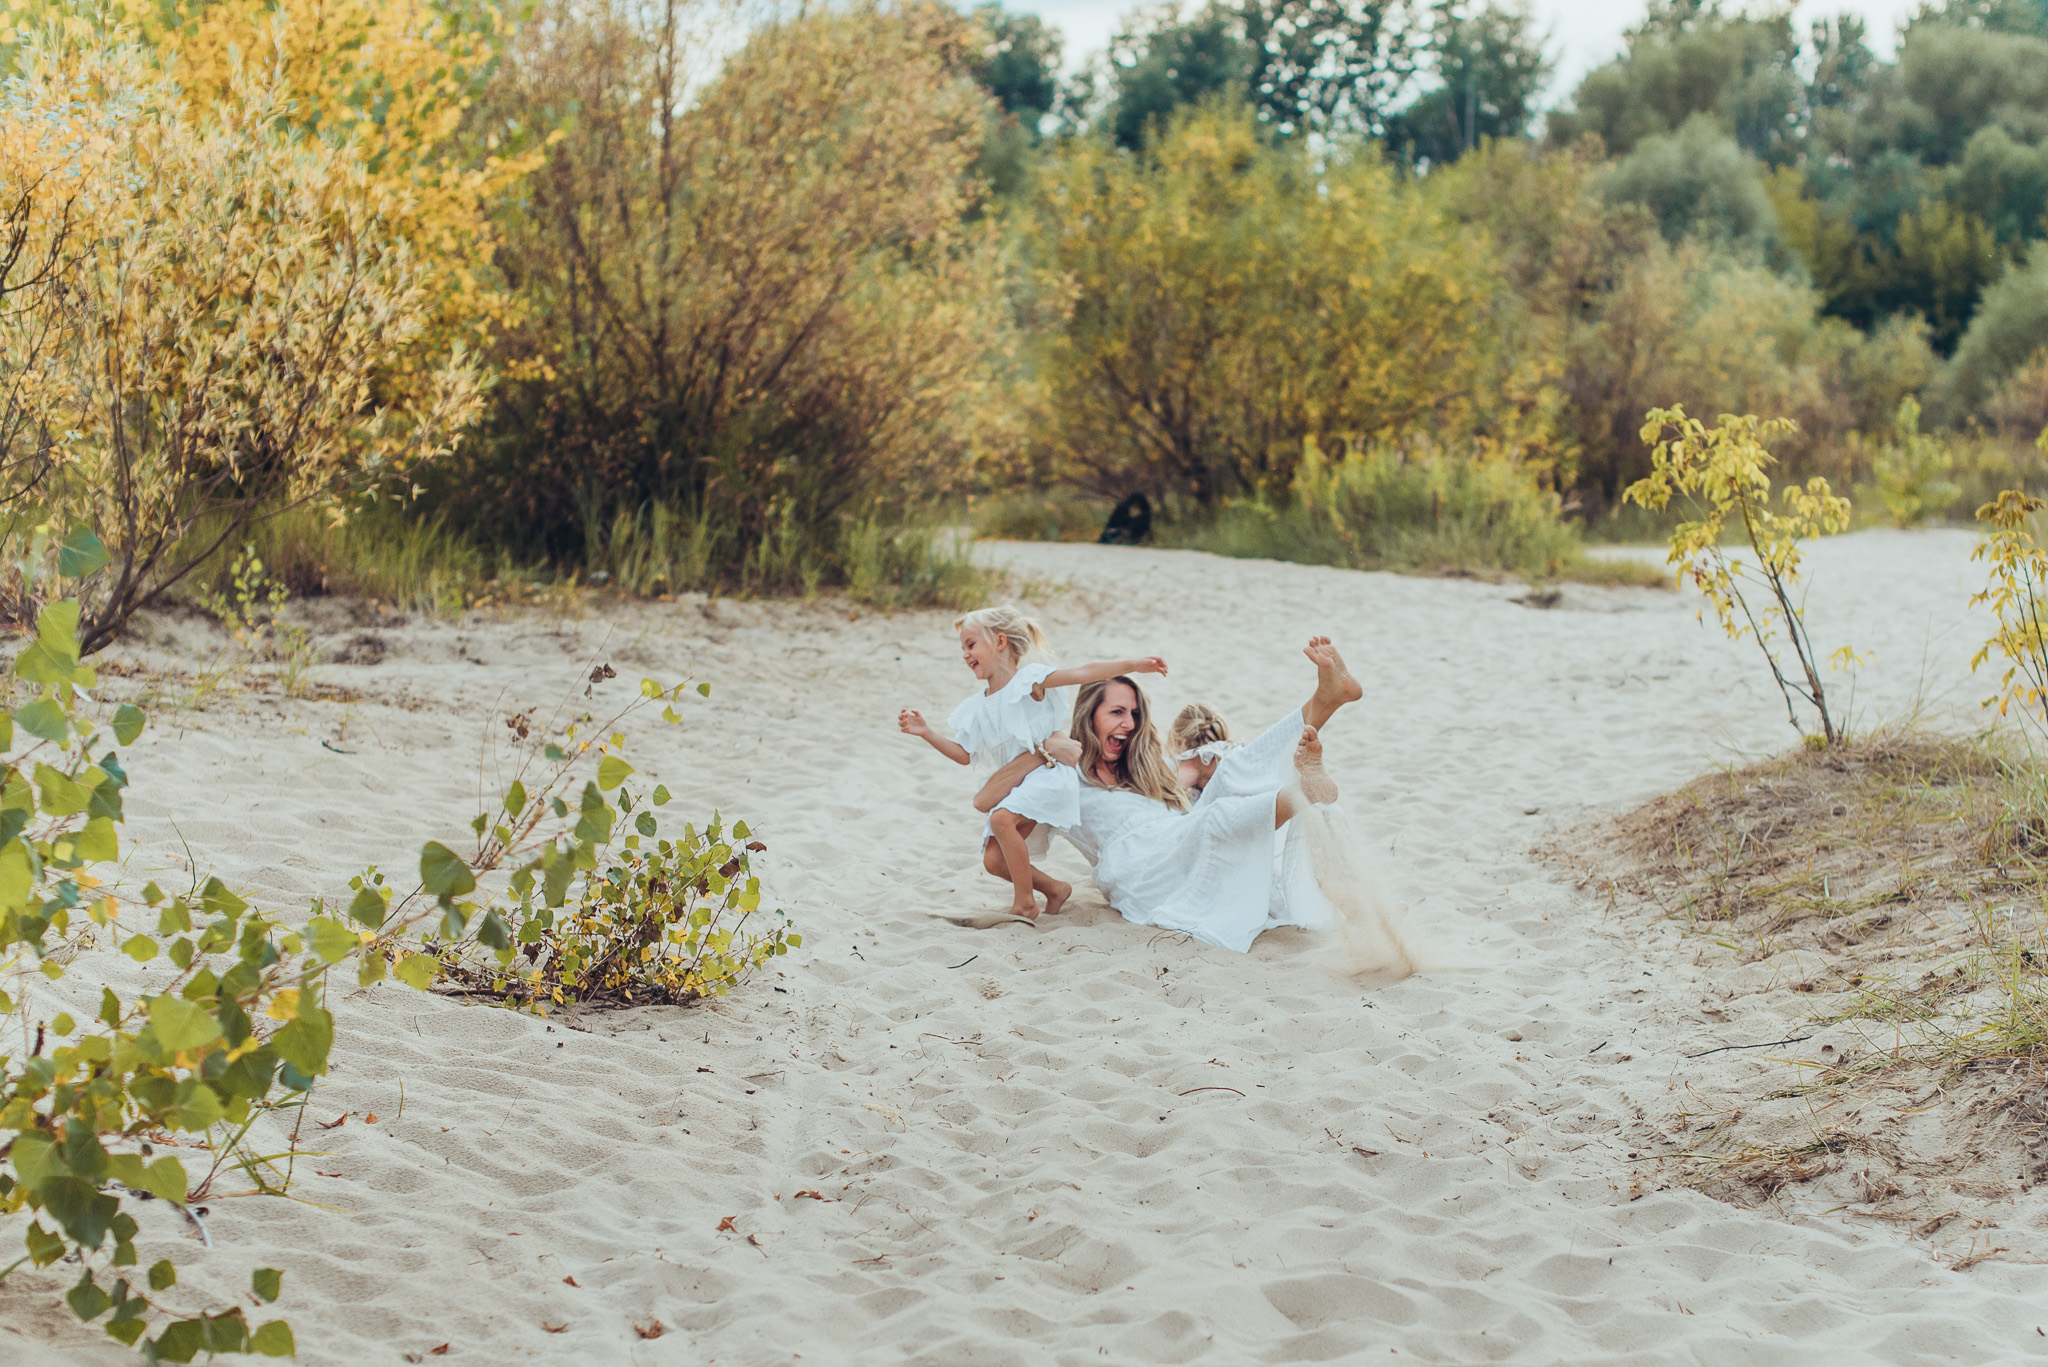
899,708,972,765
1036,656,1167,696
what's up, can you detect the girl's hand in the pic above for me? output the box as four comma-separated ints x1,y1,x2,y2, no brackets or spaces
1133,656,1168,676
1044,732,1082,766
898,708,930,737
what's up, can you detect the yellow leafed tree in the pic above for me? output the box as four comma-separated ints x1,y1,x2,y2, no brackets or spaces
0,35,484,651
4,0,535,367
1624,405,1858,746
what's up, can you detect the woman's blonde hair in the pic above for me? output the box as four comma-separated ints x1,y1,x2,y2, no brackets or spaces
1073,677,1188,811
953,605,1048,664
1169,702,1230,754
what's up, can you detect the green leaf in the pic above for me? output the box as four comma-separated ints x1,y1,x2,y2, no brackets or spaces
67,1269,113,1322
697,681,712,696
148,1259,177,1292
57,528,109,579
346,886,387,929
14,698,67,743
476,909,511,952
110,704,145,746
51,1011,73,1035
393,954,438,991
652,784,672,806
35,763,91,817
43,1175,117,1248
76,816,118,862
597,755,634,790
251,1320,296,1357
99,987,120,1029
166,1080,225,1132
418,842,477,898
251,1268,282,1304
356,953,387,986
146,995,222,1053
306,916,359,965
151,1316,205,1363
122,934,156,963
270,1005,333,1076
157,900,191,934
25,1220,65,1266
142,1156,188,1206
635,811,657,837
142,881,164,906
503,779,527,815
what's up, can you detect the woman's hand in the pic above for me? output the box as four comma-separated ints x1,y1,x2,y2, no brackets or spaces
898,708,930,738
1044,732,1082,766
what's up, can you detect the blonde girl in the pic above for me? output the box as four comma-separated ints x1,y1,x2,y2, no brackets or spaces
1168,703,1234,795
898,605,1168,924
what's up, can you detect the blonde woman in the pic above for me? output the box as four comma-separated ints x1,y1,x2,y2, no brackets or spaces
974,638,1362,952
899,604,1168,924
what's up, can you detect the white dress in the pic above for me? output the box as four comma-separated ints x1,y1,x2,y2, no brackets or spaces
946,662,1082,855
1064,708,1334,952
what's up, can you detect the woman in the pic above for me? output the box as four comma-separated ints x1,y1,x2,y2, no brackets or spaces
974,638,1363,953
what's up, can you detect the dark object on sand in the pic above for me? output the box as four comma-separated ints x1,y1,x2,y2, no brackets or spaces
1098,493,1152,545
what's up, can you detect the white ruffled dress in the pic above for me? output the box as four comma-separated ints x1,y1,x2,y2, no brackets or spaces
947,662,1081,856
1065,708,1334,952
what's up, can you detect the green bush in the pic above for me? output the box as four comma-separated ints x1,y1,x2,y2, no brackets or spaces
1165,436,1585,578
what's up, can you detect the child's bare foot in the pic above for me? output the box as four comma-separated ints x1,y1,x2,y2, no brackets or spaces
1008,896,1041,921
1295,725,1338,804
1305,636,1362,727
1043,879,1073,916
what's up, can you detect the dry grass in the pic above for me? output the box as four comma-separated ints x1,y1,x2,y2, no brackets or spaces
1567,732,2048,1261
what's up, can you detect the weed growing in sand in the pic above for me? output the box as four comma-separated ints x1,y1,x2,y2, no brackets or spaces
200,547,317,699
1969,474,2048,730
359,670,798,1012
0,587,442,1359
1623,406,1859,746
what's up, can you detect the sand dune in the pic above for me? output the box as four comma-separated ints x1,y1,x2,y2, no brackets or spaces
7,529,2047,1366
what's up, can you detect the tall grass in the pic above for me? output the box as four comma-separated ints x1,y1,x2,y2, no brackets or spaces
1167,438,1652,582
186,505,499,614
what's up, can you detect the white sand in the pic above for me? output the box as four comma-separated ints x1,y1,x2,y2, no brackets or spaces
8,529,2048,1365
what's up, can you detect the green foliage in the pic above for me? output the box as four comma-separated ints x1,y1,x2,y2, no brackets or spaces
1867,397,1962,526
0,586,419,1356
1624,405,1859,744
1383,0,1551,164
1166,435,1585,578
1603,114,1780,246
1022,100,1527,506
1946,244,2048,416
385,676,798,1012
458,0,1005,592
1548,4,1806,164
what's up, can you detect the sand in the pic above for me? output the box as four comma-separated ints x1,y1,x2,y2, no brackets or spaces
7,528,2048,1365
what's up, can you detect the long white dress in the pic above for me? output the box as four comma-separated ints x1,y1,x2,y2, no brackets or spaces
946,662,1082,856
1063,709,1335,952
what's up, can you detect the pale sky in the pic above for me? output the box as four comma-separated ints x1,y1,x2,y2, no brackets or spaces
1003,1,1923,108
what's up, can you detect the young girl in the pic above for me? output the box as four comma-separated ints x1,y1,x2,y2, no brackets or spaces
899,606,1167,923
1169,703,1234,796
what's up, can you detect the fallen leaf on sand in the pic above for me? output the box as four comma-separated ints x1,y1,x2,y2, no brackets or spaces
747,1233,764,1247
316,1113,349,1130
562,1276,580,1287
634,1320,665,1340
794,1190,824,1200
429,1346,450,1357
315,1171,348,1179
716,1216,737,1233
364,1112,379,1124
542,1323,567,1334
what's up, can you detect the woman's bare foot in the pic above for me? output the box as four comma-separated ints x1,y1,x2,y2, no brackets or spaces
1304,637,1363,730
1295,725,1338,803
1043,879,1073,916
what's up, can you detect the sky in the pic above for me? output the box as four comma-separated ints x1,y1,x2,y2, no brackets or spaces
1003,1,1925,109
